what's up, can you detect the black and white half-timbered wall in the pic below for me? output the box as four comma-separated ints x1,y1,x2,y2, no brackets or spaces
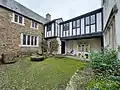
44,8,103,59
60,8,103,38
44,18,63,54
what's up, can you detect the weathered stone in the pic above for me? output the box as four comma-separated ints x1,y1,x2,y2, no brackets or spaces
0,7,44,62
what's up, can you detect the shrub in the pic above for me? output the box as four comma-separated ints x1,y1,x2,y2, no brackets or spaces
88,76,120,90
90,49,120,76
88,48,120,90
48,39,59,55
41,39,48,54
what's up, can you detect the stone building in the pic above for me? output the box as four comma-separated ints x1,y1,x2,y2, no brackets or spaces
0,0,48,63
101,0,120,59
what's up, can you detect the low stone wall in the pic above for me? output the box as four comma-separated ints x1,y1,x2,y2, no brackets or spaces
66,68,93,90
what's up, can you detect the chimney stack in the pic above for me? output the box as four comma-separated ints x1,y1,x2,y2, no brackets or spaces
46,13,51,21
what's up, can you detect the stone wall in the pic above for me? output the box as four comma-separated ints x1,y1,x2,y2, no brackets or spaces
0,7,43,62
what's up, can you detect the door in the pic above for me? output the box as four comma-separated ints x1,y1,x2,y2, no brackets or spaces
61,41,65,54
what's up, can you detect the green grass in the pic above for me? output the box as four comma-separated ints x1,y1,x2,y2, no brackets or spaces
0,57,86,90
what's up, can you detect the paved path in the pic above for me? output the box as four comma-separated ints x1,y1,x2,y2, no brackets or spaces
65,56,81,60
65,56,90,62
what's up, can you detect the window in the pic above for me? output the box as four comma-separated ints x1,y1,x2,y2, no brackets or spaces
91,15,95,24
23,34,26,45
31,20,39,29
35,37,37,45
31,36,34,45
82,45,85,52
21,34,39,46
27,35,30,45
73,21,77,29
47,24,52,31
85,15,96,34
63,23,69,31
15,14,18,22
19,16,23,24
12,13,24,25
86,17,90,25
77,20,80,27
79,44,90,52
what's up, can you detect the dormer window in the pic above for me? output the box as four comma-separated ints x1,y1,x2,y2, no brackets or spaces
31,20,39,29
12,13,24,25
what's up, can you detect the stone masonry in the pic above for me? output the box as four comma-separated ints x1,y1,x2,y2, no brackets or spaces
0,7,44,62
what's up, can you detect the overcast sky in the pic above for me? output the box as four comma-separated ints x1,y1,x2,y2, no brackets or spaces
15,0,101,21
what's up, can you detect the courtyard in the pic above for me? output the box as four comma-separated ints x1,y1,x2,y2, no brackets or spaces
0,57,86,90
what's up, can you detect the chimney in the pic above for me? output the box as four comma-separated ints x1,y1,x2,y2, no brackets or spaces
46,13,51,21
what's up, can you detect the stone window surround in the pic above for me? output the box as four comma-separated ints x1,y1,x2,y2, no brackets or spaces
19,33,39,47
30,20,39,30
12,13,25,26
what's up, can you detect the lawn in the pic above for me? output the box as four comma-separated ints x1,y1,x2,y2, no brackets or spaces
0,57,87,90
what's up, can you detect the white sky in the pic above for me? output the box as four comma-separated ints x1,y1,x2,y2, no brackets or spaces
15,0,101,21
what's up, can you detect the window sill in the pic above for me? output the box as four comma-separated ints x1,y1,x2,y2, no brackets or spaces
30,26,39,30
11,21,25,26
19,45,39,48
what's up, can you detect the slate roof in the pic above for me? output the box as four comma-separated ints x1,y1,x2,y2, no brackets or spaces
0,0,49,24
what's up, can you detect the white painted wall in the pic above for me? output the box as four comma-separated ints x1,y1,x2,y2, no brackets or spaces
56,19,63,37
61,25,63,37
52,23,54,36
45,23,54,38
70,22,72,36
56,38,61,54
81,18,84,35
65,38,101,55
97,13,102,32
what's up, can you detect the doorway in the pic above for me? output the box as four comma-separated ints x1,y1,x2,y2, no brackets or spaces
61,41,65,54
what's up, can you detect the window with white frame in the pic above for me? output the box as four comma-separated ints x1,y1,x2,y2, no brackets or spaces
79,44,90,52
73,21,77,29
91,15,95,24
12,13,24,25
47,24,52,31
21,33,39,46
31,20,39,29
63,23,69,31
86,17,90,25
